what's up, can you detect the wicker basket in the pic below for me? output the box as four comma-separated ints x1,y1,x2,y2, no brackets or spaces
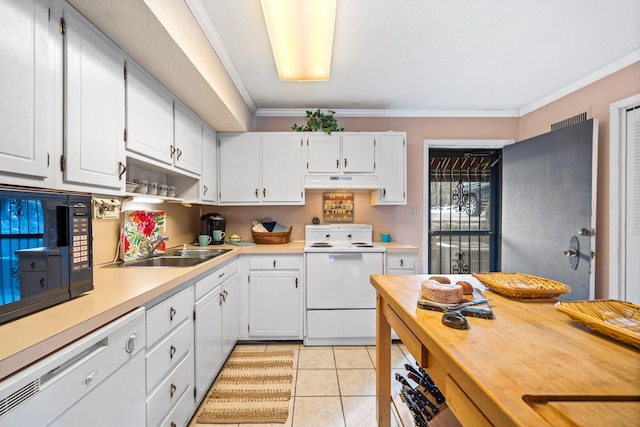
471,272,571,299
555,300,640,349
252,226,292,244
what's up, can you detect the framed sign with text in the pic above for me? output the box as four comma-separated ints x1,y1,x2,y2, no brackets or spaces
323,192,354,222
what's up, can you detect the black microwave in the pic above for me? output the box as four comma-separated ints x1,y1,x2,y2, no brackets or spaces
0,188,93,325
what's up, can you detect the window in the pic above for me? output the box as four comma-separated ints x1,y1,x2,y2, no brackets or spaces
428,149,500,274
0,198,44,304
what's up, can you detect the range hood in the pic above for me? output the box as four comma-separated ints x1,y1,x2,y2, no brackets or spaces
304,174,381,190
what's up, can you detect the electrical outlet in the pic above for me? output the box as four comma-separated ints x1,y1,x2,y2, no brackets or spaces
409,208,419,218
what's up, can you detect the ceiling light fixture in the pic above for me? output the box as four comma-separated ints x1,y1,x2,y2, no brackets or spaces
261,0,337,81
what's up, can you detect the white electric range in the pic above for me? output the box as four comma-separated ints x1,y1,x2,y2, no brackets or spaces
304,224,385,346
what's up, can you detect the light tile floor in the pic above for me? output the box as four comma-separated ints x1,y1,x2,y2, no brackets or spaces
188,342,417,427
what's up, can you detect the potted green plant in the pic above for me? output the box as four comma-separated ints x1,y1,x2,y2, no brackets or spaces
292,109,344,135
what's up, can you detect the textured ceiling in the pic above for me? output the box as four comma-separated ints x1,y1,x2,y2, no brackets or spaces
191,0,640,116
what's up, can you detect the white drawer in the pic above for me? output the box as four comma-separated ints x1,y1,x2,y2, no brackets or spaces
249,255,301,270
195,259,238,301
146,319,193,393
386,254,416,269
157,384,194,427
146,352,194,427
146,286,194,348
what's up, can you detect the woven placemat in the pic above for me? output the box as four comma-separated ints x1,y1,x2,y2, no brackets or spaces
196,351,294,424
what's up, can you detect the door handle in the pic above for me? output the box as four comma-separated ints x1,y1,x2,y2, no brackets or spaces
563,249,578,257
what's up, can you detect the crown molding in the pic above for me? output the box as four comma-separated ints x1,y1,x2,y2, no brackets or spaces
254,108,520,118
519,49,640,116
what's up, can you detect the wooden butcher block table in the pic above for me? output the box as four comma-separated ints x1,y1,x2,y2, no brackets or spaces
370,274,640,427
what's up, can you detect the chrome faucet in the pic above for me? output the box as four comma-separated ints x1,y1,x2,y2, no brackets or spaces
143,236,169,258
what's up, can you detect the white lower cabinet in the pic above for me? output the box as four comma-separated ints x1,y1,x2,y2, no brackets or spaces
385,252,418,274
145,286,195,427
194,259,239,403
248,255,302,339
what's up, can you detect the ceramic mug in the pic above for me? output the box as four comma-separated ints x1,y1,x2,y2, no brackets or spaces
212,230,225,241
158,184,168,197
167,185,176,198
147,181,158,195
133,179,148,194
381,233,391,242
199,235,212,246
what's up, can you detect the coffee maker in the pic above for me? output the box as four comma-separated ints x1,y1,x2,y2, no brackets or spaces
200,213,226,245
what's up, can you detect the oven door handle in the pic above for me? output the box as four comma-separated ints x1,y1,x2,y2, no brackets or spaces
328,253,364,259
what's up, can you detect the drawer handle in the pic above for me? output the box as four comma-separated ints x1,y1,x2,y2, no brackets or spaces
170,383,177,397
171,423,177,427
400,259,404,267
220,292,225,304
218,272,225,279
31,262,36,269
170,345,176,359
273,259,276,268
223,290,228,298
170,307,176,320
176,148,182,160
344,158,348,168
40,278,45,287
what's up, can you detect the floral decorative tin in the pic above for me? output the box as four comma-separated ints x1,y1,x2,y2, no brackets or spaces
120,210,167,261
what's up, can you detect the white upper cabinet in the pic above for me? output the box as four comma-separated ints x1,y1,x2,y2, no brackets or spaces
200,125,217,203
218,134,261,203
174,102,203,176
125,62,174,166
342,134,376,173
0,0,52,185
62,6,126,190
218,133,304,205
306,134,341,172
261,134,304,203
306,133,376,174
372,133,407,205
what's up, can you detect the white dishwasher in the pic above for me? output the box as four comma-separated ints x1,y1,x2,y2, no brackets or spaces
0,307,146,427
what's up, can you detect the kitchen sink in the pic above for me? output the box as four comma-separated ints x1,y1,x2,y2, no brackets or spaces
118,248,232,267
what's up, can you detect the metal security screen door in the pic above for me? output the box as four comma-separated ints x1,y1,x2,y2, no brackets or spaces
428,149,500,274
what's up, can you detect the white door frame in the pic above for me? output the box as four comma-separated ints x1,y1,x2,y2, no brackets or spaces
422,140,513,273
609,93,640,300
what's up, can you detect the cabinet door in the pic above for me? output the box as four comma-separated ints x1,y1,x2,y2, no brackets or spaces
194,283,223,402
222,273,240,357
219,134,260,203
249,271,301,337
375,134,406,204
63,8,125,189
306,134,341,173
262,134,303,203
342,134,376,173
126,63,173,164
201,125,217,203
174,102,202,175
0,0,51,180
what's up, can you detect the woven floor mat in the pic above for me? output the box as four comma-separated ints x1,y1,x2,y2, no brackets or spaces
196,351,294,424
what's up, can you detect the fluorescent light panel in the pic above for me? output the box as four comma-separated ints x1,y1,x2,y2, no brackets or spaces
261,0,336,81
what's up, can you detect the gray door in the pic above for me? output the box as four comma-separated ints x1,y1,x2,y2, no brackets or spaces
502,119,597,300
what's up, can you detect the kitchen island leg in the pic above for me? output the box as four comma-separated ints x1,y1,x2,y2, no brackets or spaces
376,293,392,427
